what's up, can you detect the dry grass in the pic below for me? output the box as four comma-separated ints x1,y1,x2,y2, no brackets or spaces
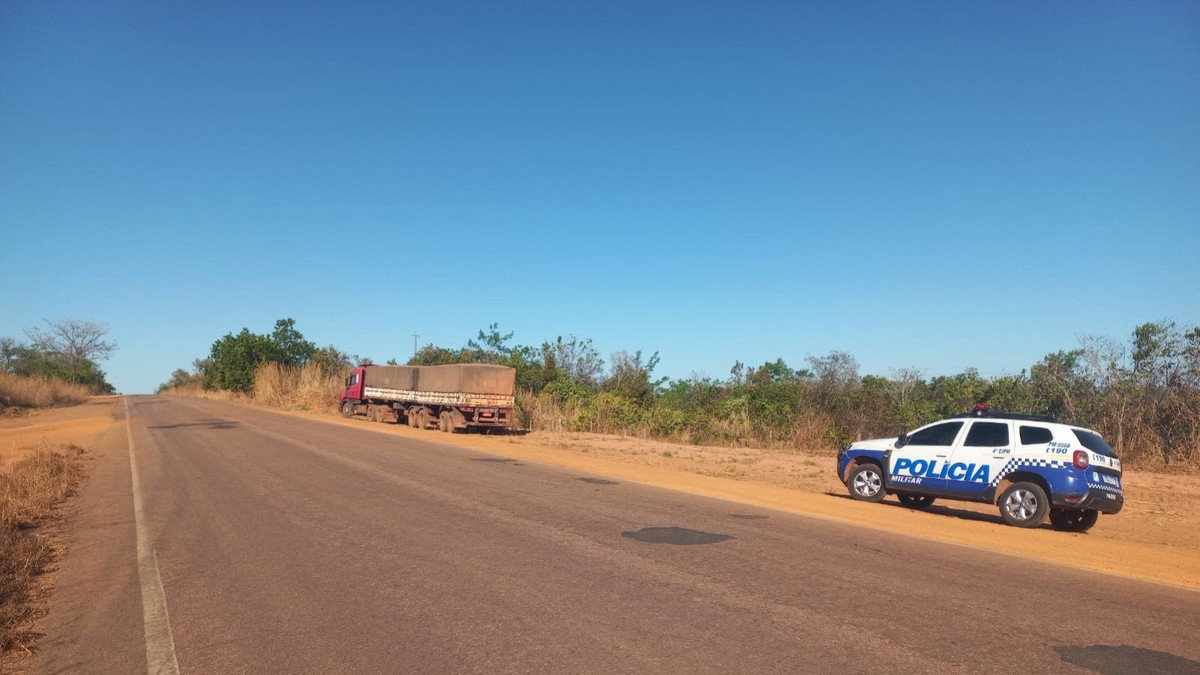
0,374,90,412
252,363,343,412
0,443,87,654
158,381,240,402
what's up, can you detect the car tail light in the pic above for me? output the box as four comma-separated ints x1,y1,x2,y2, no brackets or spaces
1073,450,1090,470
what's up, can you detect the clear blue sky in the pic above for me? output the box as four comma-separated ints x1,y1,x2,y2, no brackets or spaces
2,1,1197,394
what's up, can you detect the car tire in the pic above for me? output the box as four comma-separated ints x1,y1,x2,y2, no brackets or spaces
1049,508,1098,533
897,493,936,510
999,482,1049,528
847,464,886,502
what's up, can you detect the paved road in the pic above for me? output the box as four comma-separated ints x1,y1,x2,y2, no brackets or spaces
33,396,1200,674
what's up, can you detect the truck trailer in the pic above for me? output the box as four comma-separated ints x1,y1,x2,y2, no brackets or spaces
339,364,516,432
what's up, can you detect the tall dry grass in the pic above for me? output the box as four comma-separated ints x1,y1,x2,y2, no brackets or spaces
0,444,87,653
252,363,343,412
0,373,90,410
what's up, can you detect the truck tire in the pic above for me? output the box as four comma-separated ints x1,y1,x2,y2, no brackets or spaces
407,408,418,428
340,401,354,418
416,410,428,430
1049,508,1098,533
440,412,452,433
846,463,886,502
998,482,1049,528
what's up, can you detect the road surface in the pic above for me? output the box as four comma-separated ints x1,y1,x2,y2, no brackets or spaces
32,396,1200,673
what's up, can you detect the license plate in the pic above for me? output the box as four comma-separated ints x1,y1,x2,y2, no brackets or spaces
1101,474,1119,487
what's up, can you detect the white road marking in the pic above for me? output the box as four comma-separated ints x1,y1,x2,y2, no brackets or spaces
125,396,181,675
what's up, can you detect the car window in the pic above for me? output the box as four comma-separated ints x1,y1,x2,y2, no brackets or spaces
1019,425,1053,445
908,421,964,446
965,421,1009,446
1073,429,1118,458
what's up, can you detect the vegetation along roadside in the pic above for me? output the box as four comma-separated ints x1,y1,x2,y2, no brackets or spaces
161,319,1200,470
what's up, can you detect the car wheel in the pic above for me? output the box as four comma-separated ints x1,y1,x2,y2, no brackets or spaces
1049,508,1098,533
897,493,936,510
847,464,886,502
998,482,1049,528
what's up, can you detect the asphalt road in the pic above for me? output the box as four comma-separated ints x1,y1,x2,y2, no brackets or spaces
32,396,1200,674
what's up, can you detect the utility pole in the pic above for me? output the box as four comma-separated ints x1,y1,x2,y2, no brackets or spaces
412,333,419,360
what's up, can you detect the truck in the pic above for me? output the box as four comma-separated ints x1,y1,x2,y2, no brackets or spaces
339,364,516,432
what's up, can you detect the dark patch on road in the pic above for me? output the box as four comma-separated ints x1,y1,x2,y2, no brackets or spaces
622,527,734,546
729,514,767,520
148,419,238,430
578,478,618,485
471,458,515,463
1055,645,1200,674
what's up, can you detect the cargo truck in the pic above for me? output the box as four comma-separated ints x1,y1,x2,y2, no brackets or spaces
339,364,516,432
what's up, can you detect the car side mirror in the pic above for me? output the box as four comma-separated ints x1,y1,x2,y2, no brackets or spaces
895,432,908,449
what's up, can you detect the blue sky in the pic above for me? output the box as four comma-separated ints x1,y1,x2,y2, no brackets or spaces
2,1,1197,394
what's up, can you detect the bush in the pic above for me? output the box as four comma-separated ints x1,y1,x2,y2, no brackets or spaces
0,373,91,409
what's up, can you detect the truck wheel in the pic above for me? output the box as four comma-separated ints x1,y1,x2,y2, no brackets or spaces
998,482,1049,528
407,409,418,428
897,493,936,510
416,410,428,430
440,412,452,433
847,464,886,502
340,401,354,418
1049,508,1098,533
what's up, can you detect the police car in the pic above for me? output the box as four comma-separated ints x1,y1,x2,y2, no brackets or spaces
836,405,1123,531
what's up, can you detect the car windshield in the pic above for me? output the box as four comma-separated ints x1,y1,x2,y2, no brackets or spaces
1073,429,1118,458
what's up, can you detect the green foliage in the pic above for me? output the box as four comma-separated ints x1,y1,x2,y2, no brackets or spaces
193,318,351,394
200,329,279,392
542,377,592,405
1,334,115,394
157,368,200,393
271,318,316,368
577,393,643,434
603,350,665,406
182,318,1200,467
309,345,356,376
408,345,460,366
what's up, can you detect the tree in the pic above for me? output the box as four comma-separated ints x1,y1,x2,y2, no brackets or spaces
806,351,860,390
271,318,316,368
604,350,665,406
408,344,460,366
542,336,605,389
24,319,117,384
464,323,514,364
200,329,280,392
157,368,201,393
310,345,357,375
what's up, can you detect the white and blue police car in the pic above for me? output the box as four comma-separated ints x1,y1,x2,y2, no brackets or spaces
836,405,1123,531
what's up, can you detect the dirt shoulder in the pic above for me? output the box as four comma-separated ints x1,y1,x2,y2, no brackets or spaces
0,397,118,473
231,400,1199,592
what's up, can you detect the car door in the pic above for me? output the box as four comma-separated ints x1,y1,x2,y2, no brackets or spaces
888,420,965,492
946,420,1013,497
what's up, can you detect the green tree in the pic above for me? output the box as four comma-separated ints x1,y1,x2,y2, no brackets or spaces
271,318,316,368
603,350,665,407
201,329,280,392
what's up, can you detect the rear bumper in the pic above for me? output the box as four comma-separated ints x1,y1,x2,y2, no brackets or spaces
1054,489,1124,514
